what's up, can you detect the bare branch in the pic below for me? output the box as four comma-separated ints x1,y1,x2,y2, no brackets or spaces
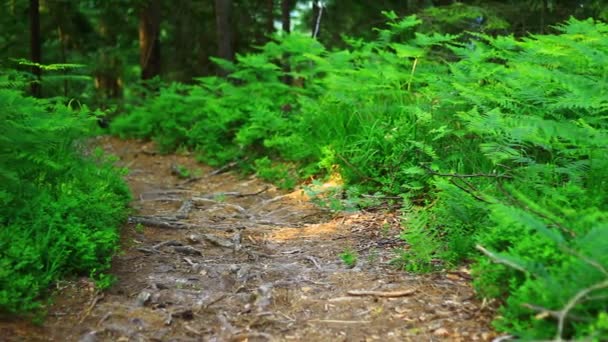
421,164,513,179
475,244,528,274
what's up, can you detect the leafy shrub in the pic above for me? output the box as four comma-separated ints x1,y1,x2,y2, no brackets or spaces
0,83,130,314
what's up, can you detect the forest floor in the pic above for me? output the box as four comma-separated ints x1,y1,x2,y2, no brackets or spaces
1,137,498,342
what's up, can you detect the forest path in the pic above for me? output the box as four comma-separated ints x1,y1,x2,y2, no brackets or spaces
3,137,496,341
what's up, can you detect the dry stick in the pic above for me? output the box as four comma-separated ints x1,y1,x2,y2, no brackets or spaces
347,289,416,298
476,244,529,274
554,279,608,341
184,324,202,336
79,291,104,324
304,256,323,271
521,303,591,323
201,234,234,248
173,245,203,256
199,186,270,199
231,332,276,342
210,157,249,176
421,164,513,179
129,216,196,229
309,319,370,324
153,240,183,250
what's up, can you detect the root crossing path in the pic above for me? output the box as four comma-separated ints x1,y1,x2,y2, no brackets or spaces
2,138,496,341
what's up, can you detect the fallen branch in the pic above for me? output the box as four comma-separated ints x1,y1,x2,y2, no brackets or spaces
210,158,248,176
153,240,183,250
347,289,416,298
201,234,234,248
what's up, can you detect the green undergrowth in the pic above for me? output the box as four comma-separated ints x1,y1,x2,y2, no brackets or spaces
0,75,131,315
111,13,607,340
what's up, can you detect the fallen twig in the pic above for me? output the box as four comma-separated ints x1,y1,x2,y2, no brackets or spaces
129,216,198,229
173,245,203,256
209,159,243,176
79,291,104,324
184,324,202,336
309,319,370,324
153,240,183,250
230,332,275,342
136,247,158,254
200,186,269,198
304,256,323,271
201,234,234,248
347,289,416,298
421,164,513,179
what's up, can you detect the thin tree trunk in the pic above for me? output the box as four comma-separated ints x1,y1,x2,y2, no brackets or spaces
266,0,274,36
215,0,234,62
311,0,320,38
139,0,161,80
540,0,547,33
57,26,68,97
280,0,293,85
30,0,41,97
281,0,291,33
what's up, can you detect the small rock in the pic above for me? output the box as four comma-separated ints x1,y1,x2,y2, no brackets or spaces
78,331,97,342
433,328,450,337
187,234,201,244
136,291,152,307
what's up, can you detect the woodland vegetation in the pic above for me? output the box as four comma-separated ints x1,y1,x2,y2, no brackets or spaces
1,0,607,340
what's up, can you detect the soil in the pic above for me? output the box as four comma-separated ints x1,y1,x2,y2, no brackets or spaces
0,137,498,342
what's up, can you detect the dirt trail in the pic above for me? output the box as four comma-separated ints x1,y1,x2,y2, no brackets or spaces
1,137,497,341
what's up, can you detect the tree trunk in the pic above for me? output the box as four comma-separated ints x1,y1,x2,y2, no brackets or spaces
215,0,234,63
281,0,291,33
540,0,547,33
139,0,161,80
266,0,274,36
29,0,41,97
311,0,320,38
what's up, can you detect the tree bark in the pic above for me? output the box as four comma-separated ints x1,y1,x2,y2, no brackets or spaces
29,0,41,97
311,0,320,38
281,0,291,33
139,0,161,80
215,0,234,62
266,0,274,36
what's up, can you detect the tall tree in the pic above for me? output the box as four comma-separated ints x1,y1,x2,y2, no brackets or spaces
139,0,161,80
281,0,291,33
266,0,275,36
29,0,41,97
311,0,321,38
215,0,234,64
